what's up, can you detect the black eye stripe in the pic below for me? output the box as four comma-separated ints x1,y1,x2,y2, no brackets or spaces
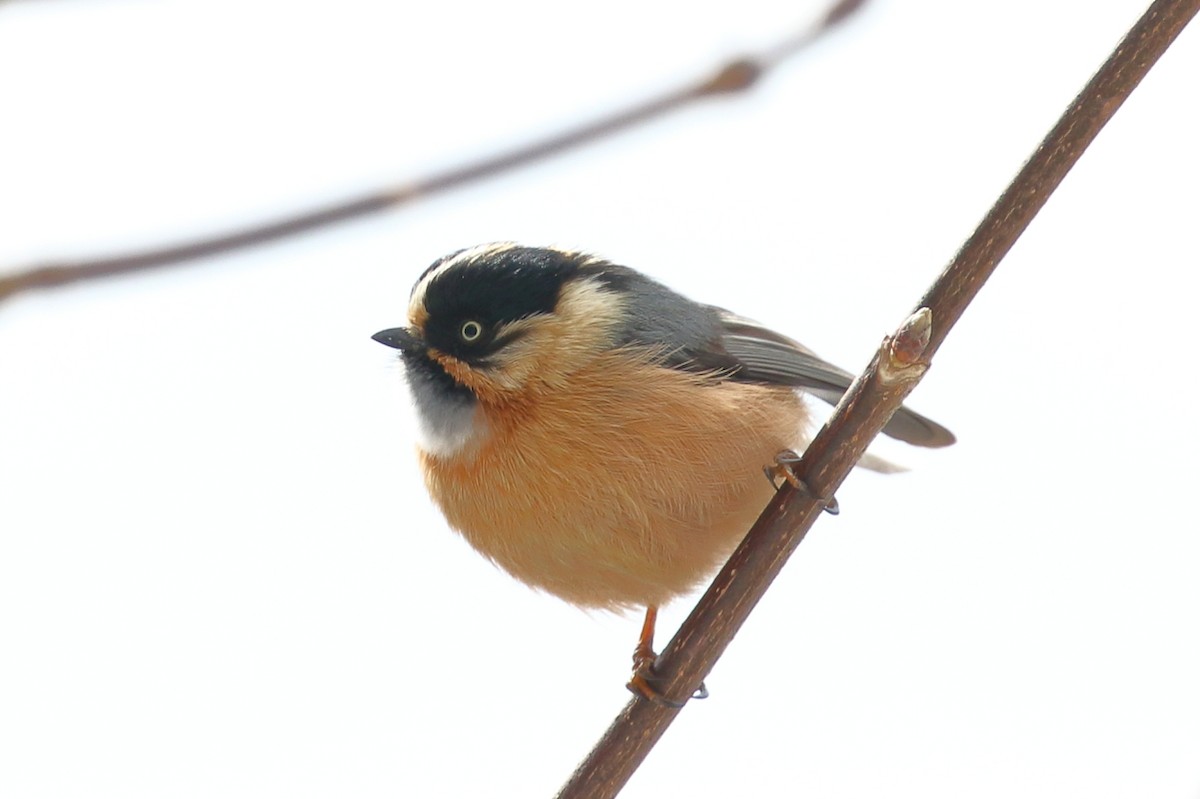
489,326,530,350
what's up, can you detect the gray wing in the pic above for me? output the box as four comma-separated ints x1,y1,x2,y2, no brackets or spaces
710,309,955,448
585,263,954,448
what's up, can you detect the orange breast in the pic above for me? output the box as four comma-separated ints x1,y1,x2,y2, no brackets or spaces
420,352,806,611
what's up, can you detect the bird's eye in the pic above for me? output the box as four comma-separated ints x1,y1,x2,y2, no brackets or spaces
459,320,484,342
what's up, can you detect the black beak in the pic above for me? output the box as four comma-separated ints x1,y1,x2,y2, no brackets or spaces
372,327,423,353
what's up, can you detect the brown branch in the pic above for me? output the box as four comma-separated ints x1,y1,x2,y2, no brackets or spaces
555,1,1200,797
0,0,867,306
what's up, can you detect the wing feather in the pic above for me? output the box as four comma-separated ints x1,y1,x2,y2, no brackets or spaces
705,310,955,448
584,262,955,449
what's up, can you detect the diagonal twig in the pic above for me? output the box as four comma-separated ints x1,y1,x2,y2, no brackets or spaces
0,0,867,305
555,1,1199,796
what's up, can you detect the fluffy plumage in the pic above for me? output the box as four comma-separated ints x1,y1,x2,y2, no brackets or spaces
374,244,953,611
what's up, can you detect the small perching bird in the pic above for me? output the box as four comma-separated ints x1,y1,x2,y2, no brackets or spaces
373,243,954,702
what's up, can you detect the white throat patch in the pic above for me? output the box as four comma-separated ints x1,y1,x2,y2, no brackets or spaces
406,376,490,457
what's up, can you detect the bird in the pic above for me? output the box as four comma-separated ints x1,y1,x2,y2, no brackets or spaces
373,243,954,704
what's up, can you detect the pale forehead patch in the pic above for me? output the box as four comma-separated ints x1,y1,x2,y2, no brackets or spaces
406,242,522,328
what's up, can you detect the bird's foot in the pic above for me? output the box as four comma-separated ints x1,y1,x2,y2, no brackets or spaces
626,616,707,708
627,649,708,708
766,449,839,515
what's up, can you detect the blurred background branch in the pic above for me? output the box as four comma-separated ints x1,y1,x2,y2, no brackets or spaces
0,0,865,305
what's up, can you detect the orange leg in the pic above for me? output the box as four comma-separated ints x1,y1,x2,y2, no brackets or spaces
631,605,659,674
626,606,707,707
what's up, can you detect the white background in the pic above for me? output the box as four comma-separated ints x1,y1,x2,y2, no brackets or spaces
2,1,1198,797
